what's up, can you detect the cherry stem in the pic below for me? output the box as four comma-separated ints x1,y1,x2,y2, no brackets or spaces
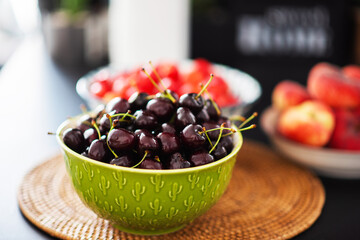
141,68,163,93
229,115,246,122
154,156,161,162
80,104,88,113
196,74,214,100
238,112,258,129
120,110,131,121
111,112,136,119
199,127,236,134
47,132,56,135
132,151,149,168
202,127,214,148
209,123,225,154
105,115,119,158
148,61,176,103
91,120,101,140
200,82,221,115
222,124,257,137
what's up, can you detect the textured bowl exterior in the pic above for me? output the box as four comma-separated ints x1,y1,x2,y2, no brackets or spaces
56,117,243,235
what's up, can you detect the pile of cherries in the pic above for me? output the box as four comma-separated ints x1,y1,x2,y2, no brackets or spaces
62,73,255,169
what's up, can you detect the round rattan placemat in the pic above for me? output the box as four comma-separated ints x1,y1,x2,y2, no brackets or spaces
18,141,325,240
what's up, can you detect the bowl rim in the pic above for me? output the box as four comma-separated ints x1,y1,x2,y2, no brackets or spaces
76,59,262,109
56,114,243,175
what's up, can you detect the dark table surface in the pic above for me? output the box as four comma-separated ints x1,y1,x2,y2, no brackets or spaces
1,34,359,240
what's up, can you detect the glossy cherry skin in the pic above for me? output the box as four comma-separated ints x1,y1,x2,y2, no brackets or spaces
161,123,176,134
137,131,160,155
167,152,191,169
83,128,98,146
87,138,108,162
175,107,196,130
211,145,227,160
108,128,136,151
134,110,159,130
217,116,232,135
190,150,214,166
196,108,210,123
109,155,134,167
146,97,175,122
157,132,180,155
106,97,130,113
204,99,221,120
179,93,204,114
63,128,85,153
139,158,163,169
128,92,149,111
219,135,234,153
180,124,206,149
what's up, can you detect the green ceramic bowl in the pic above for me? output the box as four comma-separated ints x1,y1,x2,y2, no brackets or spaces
56,115,243,235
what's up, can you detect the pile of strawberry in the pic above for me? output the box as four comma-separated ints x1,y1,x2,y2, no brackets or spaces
89,59,239,108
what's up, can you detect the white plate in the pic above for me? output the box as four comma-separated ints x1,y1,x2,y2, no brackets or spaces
76,60,262,117
261,107,360,179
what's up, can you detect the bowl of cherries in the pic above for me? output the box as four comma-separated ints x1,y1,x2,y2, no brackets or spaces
76,58,262,117
57,72,256,235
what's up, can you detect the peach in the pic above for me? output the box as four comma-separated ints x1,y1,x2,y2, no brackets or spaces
277,100,335,147
329,108,360,150
307,62,360,108
272,80,311,111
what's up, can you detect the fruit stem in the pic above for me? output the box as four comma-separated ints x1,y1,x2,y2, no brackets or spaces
91,120,101,140
202,127,214,148
199,127,236,134
154,155,161,162
111,112,137,119
222,124,257,137
132,151,149,168
120,110,131,121
105,115,119,158
200,82,221,115
196,74,214,100
238,112,258,129
148,61,176,103
229,115,246,122
141,68,163,93
47,132,56,135
209,123,225,154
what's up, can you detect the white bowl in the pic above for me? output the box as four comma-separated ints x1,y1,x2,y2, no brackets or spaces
261,107,360,179
76,60,262,117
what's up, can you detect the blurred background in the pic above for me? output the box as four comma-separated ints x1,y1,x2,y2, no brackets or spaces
0,0,358,112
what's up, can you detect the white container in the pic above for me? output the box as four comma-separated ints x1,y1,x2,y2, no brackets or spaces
108,0,190,69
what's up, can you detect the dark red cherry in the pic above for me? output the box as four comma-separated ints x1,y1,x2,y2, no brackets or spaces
161,123,176,134
180,124,206,149
129,92,149,111
190,150,214,166
203,122,220,140
196,108,210,123
99,110,116,133
211,145,227,160
156,90,179,102
134,129,152,138
217,116,232,134
179,93,204,114
88,138,108,162
83,128,98,146
134,110,158,130
137,132,159,155
219,135,234,153
108,128,136,151
109,155,134,167
167,152,191,169
106,97,130,113
146,98,175,122
157,132,180,155
175,107,196,130
204,99,221,120
63,128,85,153
139,158,163,169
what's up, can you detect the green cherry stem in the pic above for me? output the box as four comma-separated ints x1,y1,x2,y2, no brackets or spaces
132,151,149,168
91,120,101,140
200,82,221,116
209,123,225,154
141,68,163,93
229,115,246,122
238,112,258,129
222,124,257,137
202,127,214,148
148,61,176,103
111,112,137,119
199,127,236,134
195,73,214,100
154,155,161,163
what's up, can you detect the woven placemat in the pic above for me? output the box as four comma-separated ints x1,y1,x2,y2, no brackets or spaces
18,141,325,240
